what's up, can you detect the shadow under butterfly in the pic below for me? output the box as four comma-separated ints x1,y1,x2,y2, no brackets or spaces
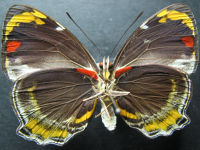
1,3,198,146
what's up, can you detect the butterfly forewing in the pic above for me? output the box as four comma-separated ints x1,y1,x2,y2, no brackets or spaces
2,5,98,81
11,68,98,146
112,3,198,77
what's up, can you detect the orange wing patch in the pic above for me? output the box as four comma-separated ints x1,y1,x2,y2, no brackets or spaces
76,68,98,80
115,66,132,78
6,41,21,52
181,36,194,47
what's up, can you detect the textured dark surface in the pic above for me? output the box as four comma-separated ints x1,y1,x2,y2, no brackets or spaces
0,0,199,150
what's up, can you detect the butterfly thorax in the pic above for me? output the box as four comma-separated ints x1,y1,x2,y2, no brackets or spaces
96,57,116,131
94,57,129,131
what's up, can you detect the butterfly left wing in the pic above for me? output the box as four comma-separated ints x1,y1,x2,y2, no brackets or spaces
2,5,98,82
115,64,191,138
1,5,100,146
11,68,98,146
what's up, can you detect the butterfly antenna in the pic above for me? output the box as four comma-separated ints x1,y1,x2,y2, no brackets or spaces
109,11,144,57
66,12,103,58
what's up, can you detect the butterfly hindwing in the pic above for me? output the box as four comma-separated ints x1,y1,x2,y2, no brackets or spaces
2,5,98,81
115,64,191,138
11,68,98,146
112,3,198,77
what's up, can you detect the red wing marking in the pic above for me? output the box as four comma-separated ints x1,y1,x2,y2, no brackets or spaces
115,66,132,78
6,41,21,52
181,36,194,47
76,68,98,80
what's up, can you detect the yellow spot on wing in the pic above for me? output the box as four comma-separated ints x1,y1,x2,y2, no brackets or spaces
50,128,67,138
6,9,47,36
25,118,68,139
145,121,160,132
24,81,69,139
167,109,182,124
32,9,47,18
155,118,174,130
155,109,182,131
25,118,39,129
115,100,138,119
27,84,37,92
157,9,194,35
167,79,177,105
144,109,182,133
193,51,196,61
157,9,169,17
5,57,9,68
75,100,98,124
170,79,176,92
26,81,41,115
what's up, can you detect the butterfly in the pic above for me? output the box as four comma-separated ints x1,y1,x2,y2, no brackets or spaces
1,3,198,146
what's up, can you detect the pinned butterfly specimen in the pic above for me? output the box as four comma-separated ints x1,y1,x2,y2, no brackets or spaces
1,3,198,146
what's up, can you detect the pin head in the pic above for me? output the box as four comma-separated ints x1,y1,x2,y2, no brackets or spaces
115,108,121,114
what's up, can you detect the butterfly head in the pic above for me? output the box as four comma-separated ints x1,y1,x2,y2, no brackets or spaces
99,57,113,80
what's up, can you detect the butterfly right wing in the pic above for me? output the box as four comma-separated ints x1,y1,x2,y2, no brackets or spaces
112,3,198,138
115,64,192,138
2,5,98,82
111,3,198,77
11,68,98,146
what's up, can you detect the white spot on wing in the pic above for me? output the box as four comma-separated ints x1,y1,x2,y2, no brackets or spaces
7,63,40,81
141,24,149,29
56,26,64,31
56,22,65,30
168,53,196,75
144,39,151,43
140,20,149,29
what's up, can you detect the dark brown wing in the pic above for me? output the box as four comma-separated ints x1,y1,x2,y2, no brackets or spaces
11,68,98,146
115,65,191,138
1,5,98,81
111,3,198,78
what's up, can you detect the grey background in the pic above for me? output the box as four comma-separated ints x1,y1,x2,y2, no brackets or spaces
0,0,200,150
